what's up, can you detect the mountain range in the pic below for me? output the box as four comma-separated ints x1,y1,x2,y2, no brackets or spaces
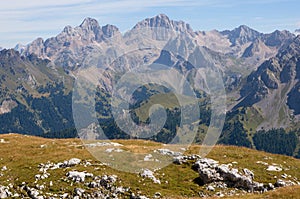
1,14,300,158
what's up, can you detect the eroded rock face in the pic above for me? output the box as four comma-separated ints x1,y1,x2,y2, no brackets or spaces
237,36,300,119
192,158,261,191
0,100,17,115
21,17,120,70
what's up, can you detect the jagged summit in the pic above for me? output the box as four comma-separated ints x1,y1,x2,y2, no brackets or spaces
62,25,73,34
0,48,20,60
134,14,172,28
221,25,262,45
13,15,295,74
79,17,101,31
133,14,194,35
102,24,119,38
262,29,294,47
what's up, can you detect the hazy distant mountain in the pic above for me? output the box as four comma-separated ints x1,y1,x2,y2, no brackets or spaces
222,25,262,46
133,13,195,36
2,14,300,158
9,14,299,129
14,43,26,54
195,26,294,68
18,14,294,72
17,17,120,70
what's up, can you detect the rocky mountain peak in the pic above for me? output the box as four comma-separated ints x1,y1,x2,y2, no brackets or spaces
14,43,26,54
0,48,20,58
222,25,261,46
263,30,294,47
133,14,194,35
0,49,26,66
31,37,44,45
102,24,119,38
79,17,101,32
26,38,45,57
133,14,172,29
237,25,256,32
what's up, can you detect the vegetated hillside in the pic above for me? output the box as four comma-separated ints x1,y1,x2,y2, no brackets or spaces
0,49,75,137
0,134,299,198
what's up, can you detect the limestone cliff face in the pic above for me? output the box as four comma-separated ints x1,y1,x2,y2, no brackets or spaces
17,14,295,73
21,17,120,70
133,14,194,36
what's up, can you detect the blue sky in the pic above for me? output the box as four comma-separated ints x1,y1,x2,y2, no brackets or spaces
0,0,299,48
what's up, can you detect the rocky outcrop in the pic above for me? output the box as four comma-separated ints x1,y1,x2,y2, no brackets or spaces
11,158,134,198
140,169,161,184
66,171,93,182
192,157,298,193
192,158,262,191
0,186,12,198
0,100,17,115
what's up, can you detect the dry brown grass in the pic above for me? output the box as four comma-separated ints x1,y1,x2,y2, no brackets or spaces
0,134,299,198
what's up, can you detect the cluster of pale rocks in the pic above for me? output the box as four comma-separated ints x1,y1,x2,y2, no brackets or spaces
0,144,299,198
0,157,150,199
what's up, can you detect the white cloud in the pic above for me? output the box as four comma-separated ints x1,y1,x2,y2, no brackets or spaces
0,0,93,10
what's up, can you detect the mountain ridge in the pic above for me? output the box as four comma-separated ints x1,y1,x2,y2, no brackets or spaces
0,14,299,159
13,14,295,71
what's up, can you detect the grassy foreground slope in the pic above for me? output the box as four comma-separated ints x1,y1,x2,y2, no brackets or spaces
0,134,299,198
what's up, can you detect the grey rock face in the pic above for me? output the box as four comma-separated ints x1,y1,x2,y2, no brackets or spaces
237,36,300,120
221,25,262,46
133,14,194,36
22,17,120,70
193,158,261,191
262,30,294,47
